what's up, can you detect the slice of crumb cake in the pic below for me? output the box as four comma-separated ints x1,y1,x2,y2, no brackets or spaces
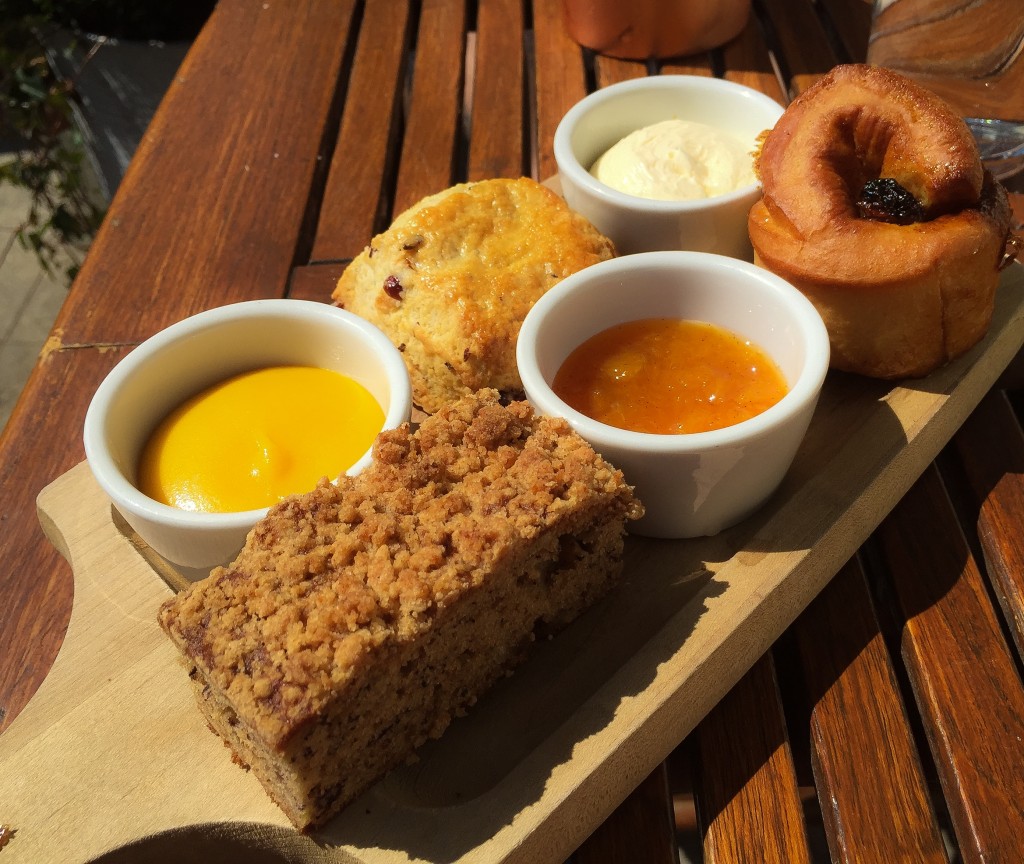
158,388,642,830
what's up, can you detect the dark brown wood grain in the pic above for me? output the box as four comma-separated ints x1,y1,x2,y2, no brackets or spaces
288,263,349,304
794,558,948,863
3,2,1024,862
659,52,714,76
467,0,525,180
757,0,841,95
56,0,356,343
390,0,467,215
952,390,1024,660
572,763,678,864
816,0,873,65
311,0,412,261
875,464,1024,862
694,655,813,863
720,6,787,103
594,55,650,89
532,0,589,182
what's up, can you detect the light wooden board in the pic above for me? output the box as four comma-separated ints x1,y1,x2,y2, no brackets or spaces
2,263,1023,863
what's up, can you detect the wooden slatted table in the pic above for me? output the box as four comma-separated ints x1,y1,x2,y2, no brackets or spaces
2,1,1023,861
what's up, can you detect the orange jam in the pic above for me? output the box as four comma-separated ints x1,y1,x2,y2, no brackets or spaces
138,366,385,513
552,318,788,434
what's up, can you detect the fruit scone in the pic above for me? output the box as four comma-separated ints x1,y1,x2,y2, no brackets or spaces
158,389,643,831
332,177,616,413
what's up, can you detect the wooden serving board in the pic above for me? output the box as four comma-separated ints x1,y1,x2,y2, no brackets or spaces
3,264,1023,864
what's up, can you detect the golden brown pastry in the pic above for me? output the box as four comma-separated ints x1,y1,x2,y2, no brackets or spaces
749,64,1015,379
332,177,616,413
158,389,642,830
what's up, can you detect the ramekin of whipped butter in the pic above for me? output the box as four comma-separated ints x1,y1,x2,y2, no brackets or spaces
84,300,412,571
517,251,829,539
590,119,756,201
554,75,785,259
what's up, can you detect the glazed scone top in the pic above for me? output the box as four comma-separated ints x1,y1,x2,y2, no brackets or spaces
332,178,616,413
158,390,640,745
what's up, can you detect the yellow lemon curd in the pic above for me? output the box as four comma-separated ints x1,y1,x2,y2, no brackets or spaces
138,366,385,513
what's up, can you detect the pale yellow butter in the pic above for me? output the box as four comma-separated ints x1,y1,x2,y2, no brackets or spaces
590,118,755,200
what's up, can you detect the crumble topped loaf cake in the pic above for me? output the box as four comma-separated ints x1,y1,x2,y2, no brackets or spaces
158,389,642,831
332,177,616,413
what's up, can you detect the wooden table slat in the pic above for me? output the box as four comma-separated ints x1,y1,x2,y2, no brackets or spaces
57,1,356,342
571,762,678,864
756,0,841,95
532,0,589,182
658,52,715,77
288,263,348,305
594,54,652,89
795,558,949,863
876,464,1024,862
815,0,873,65
391,0,468,215
311,0,413,262
467,0,526,180
720,8,788,103
695,655,813,863
953,390,1024,661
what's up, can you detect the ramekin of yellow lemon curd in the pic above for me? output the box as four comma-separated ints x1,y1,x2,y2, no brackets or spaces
84,299,412,571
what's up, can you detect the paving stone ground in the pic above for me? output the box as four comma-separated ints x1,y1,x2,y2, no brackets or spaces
0,178,72,432
0,36,187,434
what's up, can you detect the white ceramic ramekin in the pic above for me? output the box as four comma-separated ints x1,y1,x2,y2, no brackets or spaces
553,75,785,259
516,251,829,539
84,299,412,571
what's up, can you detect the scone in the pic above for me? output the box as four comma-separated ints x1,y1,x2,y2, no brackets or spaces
332,177,616,413
158,389,642,830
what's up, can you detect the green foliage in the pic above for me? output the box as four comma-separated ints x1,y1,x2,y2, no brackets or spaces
1,12,105,285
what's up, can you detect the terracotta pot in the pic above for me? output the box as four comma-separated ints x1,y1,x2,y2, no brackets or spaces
562,0,751,59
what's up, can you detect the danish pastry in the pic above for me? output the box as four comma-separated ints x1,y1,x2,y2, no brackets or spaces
749,64,1015,379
